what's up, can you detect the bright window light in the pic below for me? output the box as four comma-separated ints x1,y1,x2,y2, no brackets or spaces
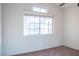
33,7,47,13
40,8,47,13
33,7,40,12
24,15,53,35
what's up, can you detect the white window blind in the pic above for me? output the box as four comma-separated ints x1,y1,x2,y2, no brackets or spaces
24,15,53,35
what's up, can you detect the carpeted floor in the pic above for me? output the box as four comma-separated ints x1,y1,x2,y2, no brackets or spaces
15,46,79,56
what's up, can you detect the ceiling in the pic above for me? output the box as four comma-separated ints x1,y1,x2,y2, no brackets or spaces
53,3,78,7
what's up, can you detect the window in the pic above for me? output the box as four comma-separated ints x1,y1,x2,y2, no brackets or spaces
24,15,53,35
33,7,47,13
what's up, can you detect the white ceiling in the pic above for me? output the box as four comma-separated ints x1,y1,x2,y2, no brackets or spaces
52,3,78,8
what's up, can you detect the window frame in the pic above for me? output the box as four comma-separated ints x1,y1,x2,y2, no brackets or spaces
33,7,47,13
23,14,53,35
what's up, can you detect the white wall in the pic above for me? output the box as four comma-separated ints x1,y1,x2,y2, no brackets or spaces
64,7,79,50
2,3,64,56
0,3,1,56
